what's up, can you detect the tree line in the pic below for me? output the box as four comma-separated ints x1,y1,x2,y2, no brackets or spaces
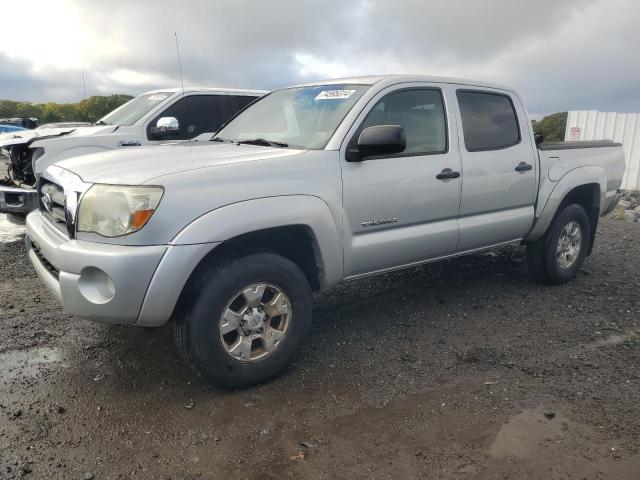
0,95,133,125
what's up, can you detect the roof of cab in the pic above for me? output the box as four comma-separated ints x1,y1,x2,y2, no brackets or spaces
143,87,268,96
290,74,515,93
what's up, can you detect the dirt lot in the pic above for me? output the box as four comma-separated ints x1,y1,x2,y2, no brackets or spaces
0,215,639,479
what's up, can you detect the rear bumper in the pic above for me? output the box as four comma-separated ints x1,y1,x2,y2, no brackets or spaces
0,184,38,215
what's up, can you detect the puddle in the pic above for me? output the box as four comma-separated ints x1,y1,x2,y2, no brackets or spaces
0,213,26,243
490,409,565,459
0,347,62,382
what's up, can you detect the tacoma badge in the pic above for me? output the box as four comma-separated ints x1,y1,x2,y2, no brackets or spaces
361,217,398,228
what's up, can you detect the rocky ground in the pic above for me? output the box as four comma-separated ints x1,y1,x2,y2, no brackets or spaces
611,192,640,222
0,214,639,479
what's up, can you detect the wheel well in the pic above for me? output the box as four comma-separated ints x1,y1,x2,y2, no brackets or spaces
173,225,322,319
558,183,600,254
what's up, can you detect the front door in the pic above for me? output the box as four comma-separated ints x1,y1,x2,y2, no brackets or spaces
341,84,462,277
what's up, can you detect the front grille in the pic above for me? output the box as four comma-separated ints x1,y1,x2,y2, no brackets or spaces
9,145,35,186
39,179,68,233
31,241,59,279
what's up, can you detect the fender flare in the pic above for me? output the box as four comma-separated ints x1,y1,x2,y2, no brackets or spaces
137,195,343,326
526,166,604,241
171,195,343,288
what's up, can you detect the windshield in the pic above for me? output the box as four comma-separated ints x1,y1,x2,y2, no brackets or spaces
215,84,370,149
98,92,174,126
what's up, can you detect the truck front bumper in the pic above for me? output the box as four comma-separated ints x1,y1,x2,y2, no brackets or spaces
26,211,167,324
0,184,38,215
25,210,217,326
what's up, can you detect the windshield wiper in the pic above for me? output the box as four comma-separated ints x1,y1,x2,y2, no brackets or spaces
211,136,232,143
237,138,288,148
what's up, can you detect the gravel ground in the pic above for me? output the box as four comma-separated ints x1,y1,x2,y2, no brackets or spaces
0,216,639,479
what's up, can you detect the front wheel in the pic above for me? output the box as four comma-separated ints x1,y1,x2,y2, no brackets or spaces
527,203,591,285
173,252,312,389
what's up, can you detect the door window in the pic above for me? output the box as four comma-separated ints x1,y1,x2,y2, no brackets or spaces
352,89,447,156
457,90,520,152
147,95,232,140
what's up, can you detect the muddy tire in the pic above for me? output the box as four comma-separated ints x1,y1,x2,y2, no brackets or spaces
173,252,312,389
527,203,591,285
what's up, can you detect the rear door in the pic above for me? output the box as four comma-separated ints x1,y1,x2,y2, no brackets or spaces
453,88,537,250
341,83,462,277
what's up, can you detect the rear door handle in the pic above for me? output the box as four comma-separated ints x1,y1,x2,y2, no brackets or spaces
515,162,533,172
436,168,461,180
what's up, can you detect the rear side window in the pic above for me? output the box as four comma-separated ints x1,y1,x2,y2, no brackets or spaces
354,88,447,156
457,90,520,151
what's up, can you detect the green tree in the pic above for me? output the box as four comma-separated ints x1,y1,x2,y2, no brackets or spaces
532,112,568,142
41,102,63,123
0,100,19,118
15,102,42,119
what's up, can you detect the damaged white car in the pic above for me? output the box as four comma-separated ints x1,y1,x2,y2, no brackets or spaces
0,87,265,216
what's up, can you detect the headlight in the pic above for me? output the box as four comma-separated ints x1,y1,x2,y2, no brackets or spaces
77,185,163,237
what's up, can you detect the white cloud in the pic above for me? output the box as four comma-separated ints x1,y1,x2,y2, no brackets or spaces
1,0,639,115
105,69,176,88
294,54,350,80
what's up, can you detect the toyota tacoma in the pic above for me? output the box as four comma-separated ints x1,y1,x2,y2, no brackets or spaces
25,75,625,388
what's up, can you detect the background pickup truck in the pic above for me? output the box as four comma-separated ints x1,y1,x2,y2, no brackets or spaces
0,87,265,216
25,75,625,388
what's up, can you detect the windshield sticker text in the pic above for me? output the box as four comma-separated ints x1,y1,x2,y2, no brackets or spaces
315,90,356,100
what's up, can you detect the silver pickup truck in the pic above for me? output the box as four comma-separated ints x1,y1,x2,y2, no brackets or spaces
25,75,625,388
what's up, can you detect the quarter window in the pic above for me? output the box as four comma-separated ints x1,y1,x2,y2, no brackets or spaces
354,89,447,156
457,90,520,151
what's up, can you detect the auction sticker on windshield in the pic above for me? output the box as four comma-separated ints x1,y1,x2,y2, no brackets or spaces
315,90,356,100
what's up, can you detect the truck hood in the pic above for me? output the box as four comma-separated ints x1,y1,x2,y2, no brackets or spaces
0,125,117,149
55,142,307,184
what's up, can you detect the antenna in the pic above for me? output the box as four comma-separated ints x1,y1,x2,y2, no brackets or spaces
174,32,185,95
82,70,86,99
173,32,190,145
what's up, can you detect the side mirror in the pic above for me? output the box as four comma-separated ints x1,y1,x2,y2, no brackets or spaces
534,132,544,145
347,125,406,162
151,117,180,139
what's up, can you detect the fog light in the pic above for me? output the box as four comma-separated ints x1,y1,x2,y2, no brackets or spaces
78,267,115,304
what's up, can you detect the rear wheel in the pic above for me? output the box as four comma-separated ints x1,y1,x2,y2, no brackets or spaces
173,252,312,389
527,203,591,285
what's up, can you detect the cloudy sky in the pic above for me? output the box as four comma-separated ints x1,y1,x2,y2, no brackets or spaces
1,0,639,116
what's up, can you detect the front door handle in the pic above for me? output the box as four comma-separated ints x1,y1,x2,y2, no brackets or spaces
515,162,533,172
436,168,461,180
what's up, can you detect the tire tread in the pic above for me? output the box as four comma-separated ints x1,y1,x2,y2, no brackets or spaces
527,203,590,285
